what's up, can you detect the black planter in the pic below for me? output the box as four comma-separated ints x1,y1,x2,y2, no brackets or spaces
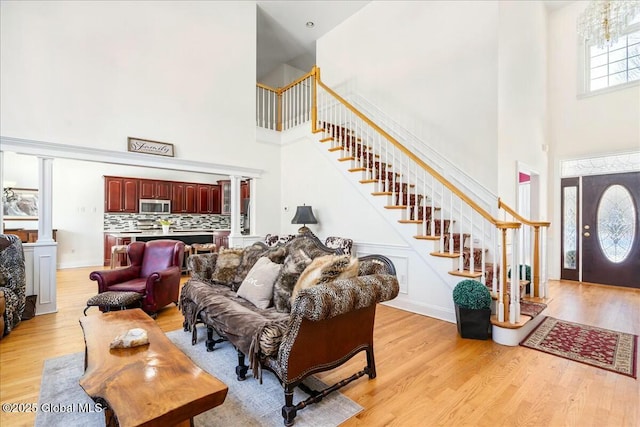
455,304,491,340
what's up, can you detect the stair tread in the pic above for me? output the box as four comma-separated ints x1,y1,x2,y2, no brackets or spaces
414,235,441,240
448,269,483,278
398,219,423,224
490,314,533,329
348,167,367,172
431,251,460,258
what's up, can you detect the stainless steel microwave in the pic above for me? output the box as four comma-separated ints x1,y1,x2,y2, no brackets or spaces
139,199,171,214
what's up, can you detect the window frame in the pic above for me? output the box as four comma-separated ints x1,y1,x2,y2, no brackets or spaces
580,21,640,97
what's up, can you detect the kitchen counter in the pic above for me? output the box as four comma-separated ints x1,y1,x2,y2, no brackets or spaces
105,229,228,238
104,230,231,264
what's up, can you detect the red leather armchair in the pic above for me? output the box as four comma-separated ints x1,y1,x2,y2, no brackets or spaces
90,240,185,315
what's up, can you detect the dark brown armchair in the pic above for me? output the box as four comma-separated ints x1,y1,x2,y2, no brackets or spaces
90,239,185,315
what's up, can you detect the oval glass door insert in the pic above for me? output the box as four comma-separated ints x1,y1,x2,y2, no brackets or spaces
596,185,636,263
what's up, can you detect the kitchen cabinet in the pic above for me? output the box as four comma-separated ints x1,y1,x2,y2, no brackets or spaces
241,180,250,214
219,180,231,215
217,180,250,215
105,176,138,213
104,233,132,267
171,182,198,213
197,184,221,214
139,179,171,200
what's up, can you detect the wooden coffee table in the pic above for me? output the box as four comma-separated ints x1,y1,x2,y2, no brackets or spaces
79,309,228,427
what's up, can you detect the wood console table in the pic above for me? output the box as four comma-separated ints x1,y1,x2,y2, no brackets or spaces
79,309,227,427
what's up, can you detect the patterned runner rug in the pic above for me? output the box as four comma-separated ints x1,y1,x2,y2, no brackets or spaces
520,316,637,378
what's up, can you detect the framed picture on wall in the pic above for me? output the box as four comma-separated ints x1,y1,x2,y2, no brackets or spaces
2,188,38,220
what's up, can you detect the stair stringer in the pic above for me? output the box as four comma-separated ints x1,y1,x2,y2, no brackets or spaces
307,130,464,323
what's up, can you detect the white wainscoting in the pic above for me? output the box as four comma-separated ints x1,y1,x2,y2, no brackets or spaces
228,235,263,249
23,242,58,315
354,241,457,324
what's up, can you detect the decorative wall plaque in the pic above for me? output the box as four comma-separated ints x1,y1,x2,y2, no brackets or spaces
127,137,175,157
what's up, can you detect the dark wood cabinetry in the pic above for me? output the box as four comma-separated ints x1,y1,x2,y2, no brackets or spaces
218,179,250,215
197,184,221,214
171,182,198,213
241,180,250,214
139,179,171,200
105,177,138,213
218,180,231,215
105,176,242,215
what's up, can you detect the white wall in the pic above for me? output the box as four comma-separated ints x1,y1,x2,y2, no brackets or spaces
497,1,549,211
260,63,308,88
317,0,500,193
1,0,283,266
547,2,640,278
277,127,404,244
0,1,266,167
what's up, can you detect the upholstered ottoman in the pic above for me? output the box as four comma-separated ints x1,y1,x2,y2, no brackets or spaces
84,291,143,315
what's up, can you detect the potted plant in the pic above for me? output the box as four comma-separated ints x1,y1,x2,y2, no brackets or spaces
158,219,172,234
452,279,492,340
508,264,531,294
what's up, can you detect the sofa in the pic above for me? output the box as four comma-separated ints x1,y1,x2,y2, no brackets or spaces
0,234,27,338
265,233,354,256
180,233,399,426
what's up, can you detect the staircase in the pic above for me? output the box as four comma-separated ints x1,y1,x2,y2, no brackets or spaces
256,66,551,345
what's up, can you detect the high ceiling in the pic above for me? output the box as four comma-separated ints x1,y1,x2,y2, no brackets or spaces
256,1,574,81
256,1,370,81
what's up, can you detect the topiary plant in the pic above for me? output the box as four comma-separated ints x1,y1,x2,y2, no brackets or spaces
453,279,491,310
508,264,531,281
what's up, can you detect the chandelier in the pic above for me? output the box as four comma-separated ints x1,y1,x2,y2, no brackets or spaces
577,0,640,48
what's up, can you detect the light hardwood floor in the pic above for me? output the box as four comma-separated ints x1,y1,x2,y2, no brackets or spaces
1,267,638,427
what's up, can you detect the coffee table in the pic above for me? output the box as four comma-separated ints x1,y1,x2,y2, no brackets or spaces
79,309,227,427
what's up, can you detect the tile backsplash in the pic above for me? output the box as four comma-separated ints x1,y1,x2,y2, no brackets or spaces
104,213,232,231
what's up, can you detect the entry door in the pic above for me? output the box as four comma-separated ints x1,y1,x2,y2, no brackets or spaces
582,172,640,288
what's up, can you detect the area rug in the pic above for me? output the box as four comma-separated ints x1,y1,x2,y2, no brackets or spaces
35,326,362,427
520,316,638,378
520,300,547,318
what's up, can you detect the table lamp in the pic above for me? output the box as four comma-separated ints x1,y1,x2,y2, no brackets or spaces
291,205,318,234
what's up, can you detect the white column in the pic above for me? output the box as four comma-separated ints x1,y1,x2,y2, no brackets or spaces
37,157,55,242
35,156,58,314
229,175,241,238
0,151,4,233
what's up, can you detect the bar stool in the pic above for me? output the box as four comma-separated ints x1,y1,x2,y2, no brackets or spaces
182,244,192,274
110,245,129,269
191,243,217,254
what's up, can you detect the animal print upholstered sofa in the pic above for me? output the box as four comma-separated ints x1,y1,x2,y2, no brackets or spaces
0,234,26,338
180,232,399,426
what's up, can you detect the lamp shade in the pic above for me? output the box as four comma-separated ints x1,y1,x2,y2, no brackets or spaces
291,205,318,225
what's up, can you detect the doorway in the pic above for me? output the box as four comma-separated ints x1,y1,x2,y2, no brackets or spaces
561,171,640,288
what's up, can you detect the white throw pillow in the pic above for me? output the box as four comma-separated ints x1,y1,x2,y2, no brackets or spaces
236,256,283,309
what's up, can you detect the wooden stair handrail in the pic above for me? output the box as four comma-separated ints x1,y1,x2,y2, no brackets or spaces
257,69,316,95
498,198,550,228
311,66,519,230
498,198,550,298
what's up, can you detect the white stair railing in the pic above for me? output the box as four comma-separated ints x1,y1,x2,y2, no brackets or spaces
256,66,543,325
256,73,314,131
